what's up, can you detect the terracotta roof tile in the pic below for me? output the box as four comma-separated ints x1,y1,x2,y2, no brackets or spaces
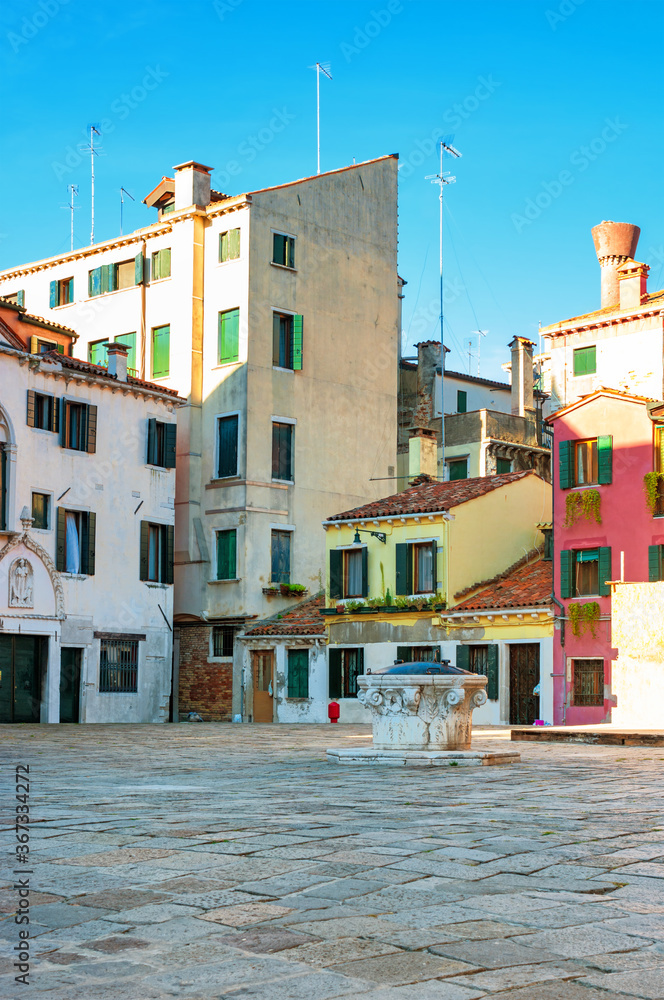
242,595,325,637
542,288,664,333
42,351,183,398
326,470,538,522
454,558,552,612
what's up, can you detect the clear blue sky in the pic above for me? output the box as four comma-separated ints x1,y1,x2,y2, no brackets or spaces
1,0,662,379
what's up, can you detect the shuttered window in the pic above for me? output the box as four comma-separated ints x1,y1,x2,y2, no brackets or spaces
152,248,171,280
218,308,240,364
50,277,73,307
219,228,241,262
497,457,512,474
139,521,174,584
88,340,109,366
448,458,468,480
287,649,309,698
273,232,295,268
216,529,237,580
396,646,440,663
60,400,96,453
560,436,612,488
217,414,239,478
271,530,291,584
573,345,596,377
27,390,58,432
31,492,50,530
395,540,438,595
456,390,467,413
147,418,176,468
56,508,95,575
457,644,499,700
151,325,170,378
273,313,303,371
561,547,611,598
328,647,363,699
115,333,137,375
649,544,664,582
272,422,293,481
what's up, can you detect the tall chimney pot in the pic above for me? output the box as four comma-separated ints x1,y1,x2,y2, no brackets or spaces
591,221,640,309
173,160,212,210
106,341,129,382
509,337,535,418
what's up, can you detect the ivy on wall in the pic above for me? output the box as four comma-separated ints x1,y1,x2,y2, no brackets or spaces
643,472,664,516
568,601,601,639
564,489,602,527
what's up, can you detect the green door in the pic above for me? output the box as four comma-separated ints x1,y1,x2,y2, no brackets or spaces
0,636,44,723
60,649,81,723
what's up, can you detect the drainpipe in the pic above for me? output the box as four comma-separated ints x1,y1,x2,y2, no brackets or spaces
139,239,147,379
550,458,567,723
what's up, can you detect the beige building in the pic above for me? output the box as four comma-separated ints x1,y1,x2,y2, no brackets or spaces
0,156,399,721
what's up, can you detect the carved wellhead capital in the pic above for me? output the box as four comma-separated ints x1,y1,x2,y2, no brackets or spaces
472,689,488,709
445,687,465,708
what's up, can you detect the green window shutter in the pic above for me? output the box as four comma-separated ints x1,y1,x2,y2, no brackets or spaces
361,546,369,598
134,252,144,285
328,648,342,699
456,644,470,671
229,228,240,259
273,233,285,264
219,231,228,262
56,507,66,572
395,542,410,595
147,418,157,465
86,404,97,454
139,521,150,581
219,308,240,364
559,440,572,490
100,264,111,295
329,548,343,599
164,423,177,469
217,415,239,478
287,649,309,698
560,549,573,599
396,646,412,663
115,332,136,373
17,290,24,308
431,540,438,589
26,390,36,427
49,281,57,308
598,546,612,596
217,529,237,580
161,248,171,278
152,252,161,281
292,315,303,370
573,348,584,376
56,343,64,354
152,325,170,378
88,268,102,298
597,435,613,485
164,525,174,584
457,390,467,413
487,644,499,700
288,237,295,268
648,544,663,582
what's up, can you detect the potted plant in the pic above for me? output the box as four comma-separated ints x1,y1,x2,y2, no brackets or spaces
336,603,346,614
345,600,364,613
288,583,307,595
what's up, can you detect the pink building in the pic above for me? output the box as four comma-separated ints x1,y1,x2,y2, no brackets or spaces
550,388,664,725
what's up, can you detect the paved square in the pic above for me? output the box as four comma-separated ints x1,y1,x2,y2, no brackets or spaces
1,723,664,998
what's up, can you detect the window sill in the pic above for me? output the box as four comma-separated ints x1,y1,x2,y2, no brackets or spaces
60,573,88,580
208,657,233,664
208,578,241,584
87,285,141,301
270,262,297,273
145,581,170,589
151,375,170,381
51,302,74,310
217,258,241,267
272,366,296,374
285,697,311,702
209,476,241,486
149,277,171,285
271,478,293,486
212,361,241,370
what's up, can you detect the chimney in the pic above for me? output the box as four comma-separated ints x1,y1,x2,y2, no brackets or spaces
408,427,438,480
591,220,640,309
106,341,129,382
173,160,212,210
414,340,441,425
618,259,649,310
509,337,535,418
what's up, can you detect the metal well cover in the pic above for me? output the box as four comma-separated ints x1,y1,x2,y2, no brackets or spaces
367,661,472,676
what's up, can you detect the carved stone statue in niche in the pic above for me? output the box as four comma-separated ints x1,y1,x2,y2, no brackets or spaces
9,557,34,608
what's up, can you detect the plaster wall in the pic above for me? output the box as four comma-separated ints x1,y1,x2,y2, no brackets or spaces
611,582,664,727
435,374,511,416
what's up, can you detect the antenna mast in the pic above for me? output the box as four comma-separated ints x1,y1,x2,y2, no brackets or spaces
120,187,135,237
471,329,488,376
83,124,102,245
312,62,332,174
426,136,461,478
63,184,78,252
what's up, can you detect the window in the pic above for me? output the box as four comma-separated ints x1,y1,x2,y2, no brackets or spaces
542,528,553,561
395,540,438,596
272,422,293,481
496,457,512,474
457,390,467,413
328,547,368,599
559,436,612,489
99,638,138,693
219,228,241,262
573,345,596,377
396,646,440,663
653,427,664,516
56,508,95,575
212,626,236,658
287,649,309,698
273,232,295,268
147,419,176,468
27,390,58,432
216,414,239,478
218,308,240,364
60,400,97,453
115,259,135,290
89,340,109,366
89,256,144,297
140,522,174,584
271,529,291,584
116,333,137,375
272,312,303,370
4,290,24,307
49,277,73,307
152,325,170,378
31,493,50,530
561,547,611,599
456,643,499,700
649,545,664,581
448,458,468,481
216,529,237,581
29,336,63,356
575,549,599,596
572,659,604,707
152,248,171,280
329,648,364,699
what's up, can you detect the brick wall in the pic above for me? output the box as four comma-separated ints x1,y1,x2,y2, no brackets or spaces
177,625,233,722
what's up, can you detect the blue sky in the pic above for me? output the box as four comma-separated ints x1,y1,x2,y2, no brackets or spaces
1,0,662,379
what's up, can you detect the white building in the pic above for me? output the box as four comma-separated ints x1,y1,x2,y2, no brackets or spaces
0,300,182,723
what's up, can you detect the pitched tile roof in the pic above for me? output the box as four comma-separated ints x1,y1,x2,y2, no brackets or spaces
325,470,539,522
453,557,552,612
541,288,664,333
42,351,183,398
242,595,325,637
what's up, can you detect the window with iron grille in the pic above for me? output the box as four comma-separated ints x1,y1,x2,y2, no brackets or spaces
99,639,138,693
212,626,236,658
572,658,604,707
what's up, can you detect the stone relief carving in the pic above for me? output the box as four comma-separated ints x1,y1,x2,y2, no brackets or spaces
9,557,34,607
0,524,65,618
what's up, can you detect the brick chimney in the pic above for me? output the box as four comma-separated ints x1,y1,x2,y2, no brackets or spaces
106,341,129,382
509,337,535,418
408,427,438,480
173,161,212,210
617,259,649,310
591,220,640,309
414,341,441,426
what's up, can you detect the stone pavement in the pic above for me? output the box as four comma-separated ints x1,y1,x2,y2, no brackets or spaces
1,723,664,999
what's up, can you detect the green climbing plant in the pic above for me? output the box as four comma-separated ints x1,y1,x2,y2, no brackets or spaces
568,601,601,638
564,489,602,527
644,472,664,516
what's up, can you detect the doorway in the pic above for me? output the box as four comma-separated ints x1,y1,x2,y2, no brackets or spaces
509,643,540,725
60,649,82,723
252,650,274,722
0,635,46,723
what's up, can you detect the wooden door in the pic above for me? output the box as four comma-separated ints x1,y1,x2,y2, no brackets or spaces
252,650,274,723
60,649,81,723
509,643,540,725
0,636,43,723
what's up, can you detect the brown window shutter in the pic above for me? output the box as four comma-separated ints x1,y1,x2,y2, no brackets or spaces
139,521,150,581
165,524,174,584
52,394,60,433
56,507,66,572
81,511,96,575
86,404,97,453
26,390,36,427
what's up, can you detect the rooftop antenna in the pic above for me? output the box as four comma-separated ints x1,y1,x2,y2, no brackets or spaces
120,187,134,237
61,184,78,252
310,62,332,173
471,329,488,376
81,124,103,245
426,135,461,477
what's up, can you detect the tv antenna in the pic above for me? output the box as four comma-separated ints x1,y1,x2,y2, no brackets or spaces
120,187,134,237
471,329,488,376
81,124,103,245
310,62,332,174
425,136,461,475
61,184,79,252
